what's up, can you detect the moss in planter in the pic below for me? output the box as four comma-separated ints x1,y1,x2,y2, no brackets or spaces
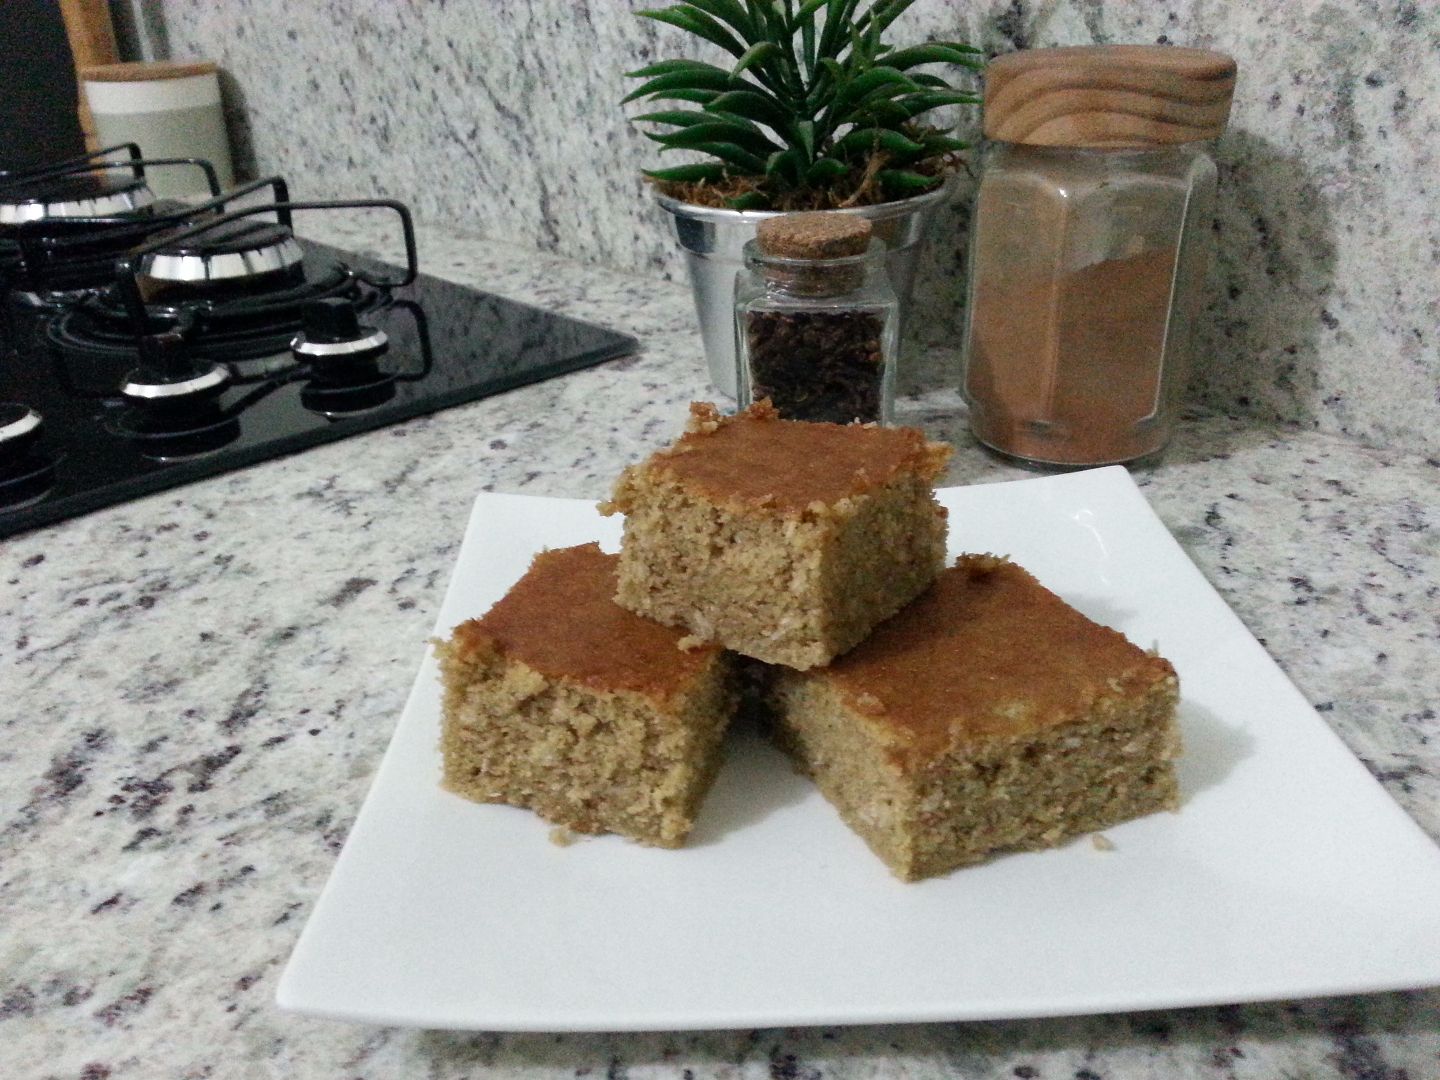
654,148,961,212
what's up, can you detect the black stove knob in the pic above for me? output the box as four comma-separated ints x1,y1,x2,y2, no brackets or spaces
303,298,363,344
137,330,193,375
122,332,231,405
0,403,43,468
292,299,388,365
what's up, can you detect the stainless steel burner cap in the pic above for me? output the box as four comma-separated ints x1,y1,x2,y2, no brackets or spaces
0,184,156,225
142,236,305,283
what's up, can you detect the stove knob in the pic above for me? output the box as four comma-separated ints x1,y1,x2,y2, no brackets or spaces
0,403,43,467
121,332,231,405
292,299,388,361
139,329,189,370
305,298,362,343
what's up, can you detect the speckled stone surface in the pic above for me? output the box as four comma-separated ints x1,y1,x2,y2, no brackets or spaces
125,0,1440,454
3,218,1438,1078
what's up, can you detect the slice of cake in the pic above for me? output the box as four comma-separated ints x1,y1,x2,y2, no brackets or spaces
771,554,1181,880
435,543,736,848
600,401,951,670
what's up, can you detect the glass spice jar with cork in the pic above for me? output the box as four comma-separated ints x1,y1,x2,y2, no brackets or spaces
735,212,898,425
961,45,1237,466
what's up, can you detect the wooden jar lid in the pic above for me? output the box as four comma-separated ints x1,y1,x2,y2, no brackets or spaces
757,213,872,260
80,60,218,82
983,46,1236,147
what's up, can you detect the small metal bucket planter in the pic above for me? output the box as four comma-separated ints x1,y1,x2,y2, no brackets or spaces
657,179,953,398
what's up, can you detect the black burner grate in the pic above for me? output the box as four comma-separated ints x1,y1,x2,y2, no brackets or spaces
46,255,379,368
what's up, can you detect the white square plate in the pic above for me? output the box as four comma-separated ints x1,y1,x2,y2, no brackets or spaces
277,467,1440,1031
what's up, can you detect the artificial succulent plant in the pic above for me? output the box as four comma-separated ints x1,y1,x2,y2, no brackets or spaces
623,0,982,210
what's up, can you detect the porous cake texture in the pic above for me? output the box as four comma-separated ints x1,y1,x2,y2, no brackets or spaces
436,543,736,848
771,554,1181,881
601,401,951,670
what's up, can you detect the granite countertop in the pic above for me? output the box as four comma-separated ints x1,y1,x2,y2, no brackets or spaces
4,219,1437,1079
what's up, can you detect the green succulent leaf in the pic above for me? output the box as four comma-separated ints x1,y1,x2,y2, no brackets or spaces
898,90,981,117
906,72,952,89
726,191,772,210
668,141,768,173
795,119,816,160
765,148,805,182
928,39,986,55
855,98,911,127
632,110,717,128
752,1,789,41
650,121,779,154
836,66,918,108
847,25,872,66
645,108,762,133
822,2,856,32
877,168,942,196
683,0,759,38
637,7,747,58
817,0,861,61
621,66,735,104
733,41,780,77
804,156,850,184
708,109,765,131
834,126,925,157
797,0,824,71
855,0,918,40
624,59,725,79
705,89,791,128
643,162,731,183
644,88,723,105
882,44,987,72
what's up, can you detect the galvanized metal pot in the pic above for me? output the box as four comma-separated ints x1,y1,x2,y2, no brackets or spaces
657,180,953,398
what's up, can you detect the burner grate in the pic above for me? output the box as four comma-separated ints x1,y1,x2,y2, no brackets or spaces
0,143,222,297
46,261,383,368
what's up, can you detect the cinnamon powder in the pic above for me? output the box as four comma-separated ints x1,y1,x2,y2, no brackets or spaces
965,247,1182,466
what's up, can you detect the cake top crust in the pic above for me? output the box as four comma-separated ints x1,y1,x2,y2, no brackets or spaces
610,401,951,515
822,555,1176,762
450,543,720,699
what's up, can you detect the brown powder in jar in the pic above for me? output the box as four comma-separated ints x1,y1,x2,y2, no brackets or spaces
965,247,1182,465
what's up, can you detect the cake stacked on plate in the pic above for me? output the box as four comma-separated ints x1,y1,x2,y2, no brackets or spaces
436,401,1180,881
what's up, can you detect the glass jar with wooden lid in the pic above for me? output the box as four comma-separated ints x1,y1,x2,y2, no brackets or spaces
960,45,1236,466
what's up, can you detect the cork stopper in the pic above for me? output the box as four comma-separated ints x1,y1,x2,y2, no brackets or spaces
984,46,1236,148
757,213,873,260
752,213,875,296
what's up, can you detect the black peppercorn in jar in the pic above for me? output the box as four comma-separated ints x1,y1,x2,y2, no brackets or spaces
734,213,898,425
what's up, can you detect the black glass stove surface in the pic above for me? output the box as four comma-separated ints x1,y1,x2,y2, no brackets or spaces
0,239,637,538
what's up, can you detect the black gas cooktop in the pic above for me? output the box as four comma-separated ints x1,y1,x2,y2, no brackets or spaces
0,154,636,540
